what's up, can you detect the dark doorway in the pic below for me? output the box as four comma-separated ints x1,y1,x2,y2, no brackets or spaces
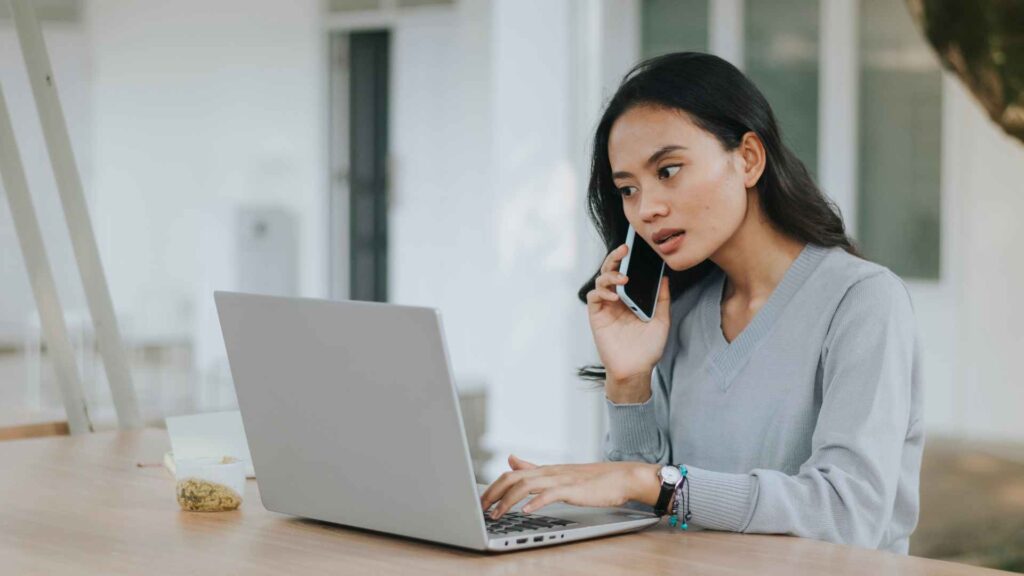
346,30,390,302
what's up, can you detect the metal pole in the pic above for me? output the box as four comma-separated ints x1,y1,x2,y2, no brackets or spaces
0,85,92,435
9,0,141,429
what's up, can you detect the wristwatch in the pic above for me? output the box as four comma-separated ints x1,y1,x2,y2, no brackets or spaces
653,465,683,516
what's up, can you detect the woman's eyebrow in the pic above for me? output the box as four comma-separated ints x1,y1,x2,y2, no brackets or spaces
611,145,687,180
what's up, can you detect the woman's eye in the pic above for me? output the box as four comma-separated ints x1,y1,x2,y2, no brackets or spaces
658,165,681,180
618,186,637,197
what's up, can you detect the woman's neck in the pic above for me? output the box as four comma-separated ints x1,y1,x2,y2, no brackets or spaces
710,190,806,303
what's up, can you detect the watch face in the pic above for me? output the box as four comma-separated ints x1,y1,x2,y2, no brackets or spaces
660,465,682,485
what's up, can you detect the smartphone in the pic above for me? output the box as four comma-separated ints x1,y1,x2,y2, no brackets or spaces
616,225,666,322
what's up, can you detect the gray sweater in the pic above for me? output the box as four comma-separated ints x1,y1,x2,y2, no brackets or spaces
605,244,924,554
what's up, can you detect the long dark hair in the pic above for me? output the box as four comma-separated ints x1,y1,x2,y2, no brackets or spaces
577,52,859,380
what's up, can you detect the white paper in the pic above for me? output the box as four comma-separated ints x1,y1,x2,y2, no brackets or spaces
165,410,255,478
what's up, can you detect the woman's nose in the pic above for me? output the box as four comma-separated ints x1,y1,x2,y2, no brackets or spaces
638,190,669,221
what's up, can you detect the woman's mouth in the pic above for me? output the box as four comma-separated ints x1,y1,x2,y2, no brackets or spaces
652,229,686,254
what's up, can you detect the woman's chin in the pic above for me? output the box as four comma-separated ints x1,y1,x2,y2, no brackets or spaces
664,251,707,273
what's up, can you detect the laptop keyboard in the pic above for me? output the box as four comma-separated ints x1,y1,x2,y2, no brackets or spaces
484,511,577,534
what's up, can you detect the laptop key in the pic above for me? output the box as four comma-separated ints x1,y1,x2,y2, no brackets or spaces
485,511,574,535
518,521,548,529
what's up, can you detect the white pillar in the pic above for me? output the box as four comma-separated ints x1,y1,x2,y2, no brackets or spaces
563,0,644,465
566,0,608,465
709,0,744,70
0,85,92,434
10,0,140,429
484,0,577,477
483,0,646,476
818,0,859,235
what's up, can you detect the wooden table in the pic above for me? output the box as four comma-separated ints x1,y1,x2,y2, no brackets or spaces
0,430,1012,575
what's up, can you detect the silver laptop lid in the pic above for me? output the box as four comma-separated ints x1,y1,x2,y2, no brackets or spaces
214,291,488,549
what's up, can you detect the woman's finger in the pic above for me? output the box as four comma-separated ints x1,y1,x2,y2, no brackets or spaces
521,486,573,514
480,463,553,513
595,271,628,291
594,288,622,303
586,289,614,317
483,456,545,514
490,475,565,519
587,287,618,310
600,244,629,274
594,273,627,308
480,470,526,512
508,454,538,471
654,275,671,321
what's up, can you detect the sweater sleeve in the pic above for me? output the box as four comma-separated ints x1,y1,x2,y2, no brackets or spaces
681,272,919,549
603,365,673,464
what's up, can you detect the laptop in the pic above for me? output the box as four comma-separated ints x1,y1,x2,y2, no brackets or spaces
214,291,659,552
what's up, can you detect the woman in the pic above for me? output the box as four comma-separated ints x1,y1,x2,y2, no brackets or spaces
479,52,923,554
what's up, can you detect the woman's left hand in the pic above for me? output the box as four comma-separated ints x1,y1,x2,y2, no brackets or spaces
480,455,660,519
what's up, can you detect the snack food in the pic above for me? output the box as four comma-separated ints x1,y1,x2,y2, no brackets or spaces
176,477,242,512
174,456,245,512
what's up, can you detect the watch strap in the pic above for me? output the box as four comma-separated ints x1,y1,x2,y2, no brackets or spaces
653,471,677,516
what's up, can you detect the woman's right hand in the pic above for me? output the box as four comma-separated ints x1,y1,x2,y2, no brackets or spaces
586,243,671,403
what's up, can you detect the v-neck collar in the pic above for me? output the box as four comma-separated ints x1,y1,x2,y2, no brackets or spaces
699,244,829,391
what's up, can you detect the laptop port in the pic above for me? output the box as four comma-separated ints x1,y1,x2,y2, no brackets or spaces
533,536,544,543
516,538,528,544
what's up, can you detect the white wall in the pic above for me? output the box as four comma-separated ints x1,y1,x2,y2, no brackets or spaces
87,1,327,399
86,0,327,383
389,1,497,385
902,75,1024,445
945,78,1024,443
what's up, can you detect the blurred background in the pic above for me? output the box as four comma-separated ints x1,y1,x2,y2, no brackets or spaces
0,0,1021,570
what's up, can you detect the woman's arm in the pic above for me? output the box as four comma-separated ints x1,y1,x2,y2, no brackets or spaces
604,367,673,465
588,243,676,466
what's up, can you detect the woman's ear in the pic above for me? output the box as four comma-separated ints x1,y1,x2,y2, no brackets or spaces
739,131,767,189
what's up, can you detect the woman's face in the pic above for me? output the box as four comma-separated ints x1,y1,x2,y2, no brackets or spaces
607,104,754,272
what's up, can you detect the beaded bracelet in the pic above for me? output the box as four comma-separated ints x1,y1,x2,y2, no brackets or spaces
667,465,691,530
